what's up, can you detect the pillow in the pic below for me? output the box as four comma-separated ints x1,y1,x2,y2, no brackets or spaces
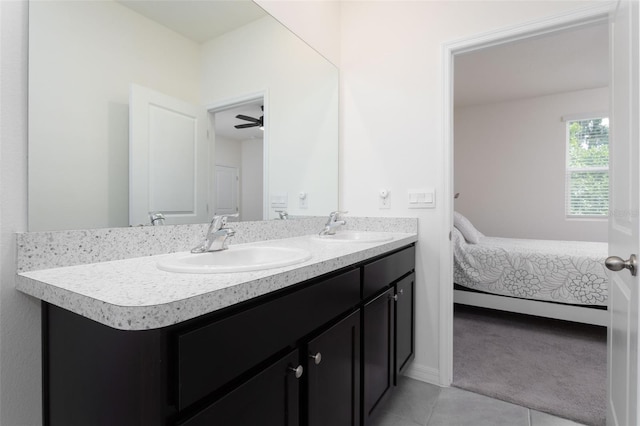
451,226,465,246
454,211,483,244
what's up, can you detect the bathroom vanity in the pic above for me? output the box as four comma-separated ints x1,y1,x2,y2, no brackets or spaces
16,223,416,426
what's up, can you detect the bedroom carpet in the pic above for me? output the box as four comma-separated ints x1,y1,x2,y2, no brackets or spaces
453,305,606,426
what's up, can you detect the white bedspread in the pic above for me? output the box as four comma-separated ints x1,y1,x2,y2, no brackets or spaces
453,229,609,307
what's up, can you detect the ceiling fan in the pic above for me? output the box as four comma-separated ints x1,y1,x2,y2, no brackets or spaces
234,106,263,129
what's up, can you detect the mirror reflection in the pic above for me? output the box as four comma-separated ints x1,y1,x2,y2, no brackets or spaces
28,0,339,231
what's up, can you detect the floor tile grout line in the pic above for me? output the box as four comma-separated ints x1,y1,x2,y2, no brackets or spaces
422,388,441,426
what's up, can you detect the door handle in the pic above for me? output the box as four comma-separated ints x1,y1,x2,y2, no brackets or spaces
605,254,637,276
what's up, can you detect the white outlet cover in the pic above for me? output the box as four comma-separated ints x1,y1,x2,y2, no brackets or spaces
379,190,391,209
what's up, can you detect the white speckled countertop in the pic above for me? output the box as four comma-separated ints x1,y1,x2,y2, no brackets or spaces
16,226,417,330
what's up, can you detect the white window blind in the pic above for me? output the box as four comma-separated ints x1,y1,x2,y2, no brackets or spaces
565,117,609,218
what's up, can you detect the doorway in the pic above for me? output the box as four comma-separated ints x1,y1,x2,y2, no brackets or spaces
209,95,266,221
440,1,614,418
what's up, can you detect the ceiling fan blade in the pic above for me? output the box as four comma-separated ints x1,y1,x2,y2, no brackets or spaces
234,123,259,129
235,114,260,123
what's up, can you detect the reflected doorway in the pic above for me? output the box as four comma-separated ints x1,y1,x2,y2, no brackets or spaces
210,97,265,221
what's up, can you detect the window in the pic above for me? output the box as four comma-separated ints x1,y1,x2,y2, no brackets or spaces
565,116,609,218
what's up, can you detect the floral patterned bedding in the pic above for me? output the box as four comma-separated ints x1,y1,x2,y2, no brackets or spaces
453,228,609,307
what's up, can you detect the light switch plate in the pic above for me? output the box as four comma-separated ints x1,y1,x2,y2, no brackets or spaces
270,193,288,209
408,188,435,208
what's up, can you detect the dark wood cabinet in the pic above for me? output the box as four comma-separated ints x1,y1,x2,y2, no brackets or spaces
307,310,361,426
43,303,169,426
177,268,360,411
43,244,415,426
395,273,415,379
180,350,301,426
362,287,395,423
361,247,416,425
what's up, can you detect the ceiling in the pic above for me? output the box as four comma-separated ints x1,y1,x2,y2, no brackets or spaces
215,101,264,142
454,22,609,107
116,1,267,142
117,0,266,43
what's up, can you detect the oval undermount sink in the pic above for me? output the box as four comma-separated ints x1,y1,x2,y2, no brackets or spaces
313,231,393,243
157,246,312,274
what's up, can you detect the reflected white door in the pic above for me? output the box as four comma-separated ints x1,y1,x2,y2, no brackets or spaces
608,1,640,425
129,84,208,226
215,165,239,217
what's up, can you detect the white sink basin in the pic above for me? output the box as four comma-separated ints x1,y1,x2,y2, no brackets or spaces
157,246,312,274
313,231,393,243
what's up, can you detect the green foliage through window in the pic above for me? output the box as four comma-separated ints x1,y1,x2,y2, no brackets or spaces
566,117,609,217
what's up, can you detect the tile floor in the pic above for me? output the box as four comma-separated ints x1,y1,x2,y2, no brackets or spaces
369,377,586,426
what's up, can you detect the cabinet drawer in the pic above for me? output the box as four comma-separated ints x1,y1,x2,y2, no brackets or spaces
362,245,415,299
177,268,360,410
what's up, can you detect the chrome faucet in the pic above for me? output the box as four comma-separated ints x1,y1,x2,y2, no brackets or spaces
191,214,238,253
319,211,348,236
276,210,289,220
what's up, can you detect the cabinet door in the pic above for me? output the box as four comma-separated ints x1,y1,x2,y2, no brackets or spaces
395,273,415,380
307,310,360,426
180,350,300,426
363,287,395,424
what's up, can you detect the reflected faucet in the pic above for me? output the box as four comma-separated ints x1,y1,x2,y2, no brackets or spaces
150,212,166,226
191,214,238,253
276,210,289,220
319,211,347,236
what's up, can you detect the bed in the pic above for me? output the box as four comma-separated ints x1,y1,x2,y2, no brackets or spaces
453,212,609,326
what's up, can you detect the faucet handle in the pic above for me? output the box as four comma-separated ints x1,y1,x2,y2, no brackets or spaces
275,210,289,220
211,213,239,228
330,211,348,220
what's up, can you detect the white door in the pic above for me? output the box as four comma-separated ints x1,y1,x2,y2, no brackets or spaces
214,165,239,217
129,84,208,226
608,1,640,425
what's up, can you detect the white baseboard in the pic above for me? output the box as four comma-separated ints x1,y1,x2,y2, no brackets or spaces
403,362,443,386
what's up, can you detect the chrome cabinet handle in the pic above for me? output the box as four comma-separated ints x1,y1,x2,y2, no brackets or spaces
309,352,322,365
398,289,404,296
605,254,637,276
389,294,398,301
288,365,304,379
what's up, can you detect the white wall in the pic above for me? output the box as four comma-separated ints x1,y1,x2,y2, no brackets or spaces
256,0,341,66
200,16,339,219
0,1,40,424
29,1,201,231
241,139,264,221
214,136,242,169
337,0,603,384
0,2,612,425
455,88,608,242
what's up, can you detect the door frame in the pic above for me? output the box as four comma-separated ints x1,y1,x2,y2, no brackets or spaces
206,90,269,220
440,3,616,386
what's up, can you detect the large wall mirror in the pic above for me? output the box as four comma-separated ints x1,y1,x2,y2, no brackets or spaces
28,0,339,231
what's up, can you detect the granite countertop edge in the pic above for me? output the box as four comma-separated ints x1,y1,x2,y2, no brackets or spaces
16,233,418,330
